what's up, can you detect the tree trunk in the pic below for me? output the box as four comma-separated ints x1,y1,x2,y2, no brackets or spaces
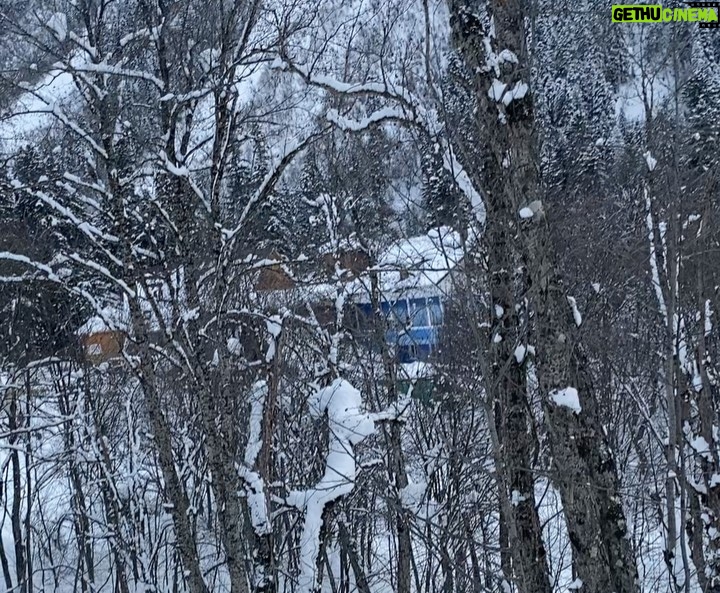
446,1,639,591
129,303,210,593
447,3,550,593
338,521,372,593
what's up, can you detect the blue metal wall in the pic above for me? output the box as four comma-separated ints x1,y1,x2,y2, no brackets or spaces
357,296,444,363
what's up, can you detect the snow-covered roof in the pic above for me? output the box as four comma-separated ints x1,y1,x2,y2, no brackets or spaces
260,226,466,310
77,305,129,336
77,228,467,335
398,361,435,381
374,226,464,296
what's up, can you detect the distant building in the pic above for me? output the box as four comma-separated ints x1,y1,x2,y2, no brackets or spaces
76,309,128,364
75,228,466,372
358,226,463,364
254,226,465,370
75,269,187,365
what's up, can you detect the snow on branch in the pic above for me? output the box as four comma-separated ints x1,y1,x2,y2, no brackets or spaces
272,57,418,110
64,252,136,297
566,296,582,327
159,151,211,213
71,62,165,91
442,145,486,226
9,180,121,259
276,56,485,228
265,316,283,363
287,379,375,593
245,381,267,468
370,389,413,423
326,107,413,131
0,251,64,283
45,103,109,159
0,251,114,319
644,187,668,324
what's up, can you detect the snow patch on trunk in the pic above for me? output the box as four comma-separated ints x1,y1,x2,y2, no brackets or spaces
567,296,582,327
245,381,267,467
643,151,657,172
237,381,271,537
549,387,582,414
519,207,534,219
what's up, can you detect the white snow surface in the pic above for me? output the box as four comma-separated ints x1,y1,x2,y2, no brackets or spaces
615,69,673,123
567,296,582,327
400,480,441,520
550,387,582,414
400,481,427,509
47,12,68,41
227,337,241,354
0,57,81,153
519,207,534,219
511,489,527,506
76,305,128,335
502,81,528,106
488,79,507,101
691,436,711,458
398,361,435,381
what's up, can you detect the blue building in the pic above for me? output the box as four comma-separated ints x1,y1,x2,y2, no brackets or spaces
354,226,463,364
356,296,444,363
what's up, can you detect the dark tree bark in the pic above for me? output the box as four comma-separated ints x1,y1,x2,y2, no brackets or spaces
446,1,639,592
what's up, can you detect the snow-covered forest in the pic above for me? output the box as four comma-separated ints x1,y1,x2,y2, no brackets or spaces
0,0,718,591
